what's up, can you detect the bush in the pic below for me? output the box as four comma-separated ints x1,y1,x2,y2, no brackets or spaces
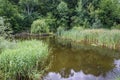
31,19,49,34
0,17,13,38
0,40,49,80
112,24,120,29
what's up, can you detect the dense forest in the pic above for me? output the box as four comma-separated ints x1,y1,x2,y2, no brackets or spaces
0,0,120,34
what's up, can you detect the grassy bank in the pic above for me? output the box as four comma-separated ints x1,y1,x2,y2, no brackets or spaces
0,40,49,80
58,29,120,50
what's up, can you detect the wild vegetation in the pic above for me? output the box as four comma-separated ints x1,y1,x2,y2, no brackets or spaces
58,28,120,50
31,19,50,34
0,40,49,80
0,0,120,80
0,37,16,51
0,0,120,33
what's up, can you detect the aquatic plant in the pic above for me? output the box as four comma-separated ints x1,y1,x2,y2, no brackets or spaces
58,29,120,50
0,40,49,80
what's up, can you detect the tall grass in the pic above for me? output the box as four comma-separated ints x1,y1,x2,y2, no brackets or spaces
0,40,49,80
58,29,120,50
0,37,16,51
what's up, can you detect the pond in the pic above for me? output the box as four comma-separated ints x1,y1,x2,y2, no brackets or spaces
16,36,120,80
42,37,120,80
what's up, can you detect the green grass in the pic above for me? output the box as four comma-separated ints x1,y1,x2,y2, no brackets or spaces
0,37,16,51
58,29,120,50
0,40,49,80
115,77,120,80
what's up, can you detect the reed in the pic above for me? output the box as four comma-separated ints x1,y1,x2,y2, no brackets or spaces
58,29,120,50
0,40,49,80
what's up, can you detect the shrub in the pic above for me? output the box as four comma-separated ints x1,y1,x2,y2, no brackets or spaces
0,17,13,38
31,19,49,34
112,24,120,29
0,40,49,80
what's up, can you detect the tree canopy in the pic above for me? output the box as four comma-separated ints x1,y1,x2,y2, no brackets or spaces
0,0,120,33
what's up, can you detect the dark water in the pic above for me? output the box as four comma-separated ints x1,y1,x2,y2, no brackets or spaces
42,38,120,80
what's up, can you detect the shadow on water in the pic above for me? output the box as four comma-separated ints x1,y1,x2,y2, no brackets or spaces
15,36,120,80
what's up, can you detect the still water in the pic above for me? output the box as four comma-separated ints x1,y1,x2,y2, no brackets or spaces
42,38,120,80
16,36,120,80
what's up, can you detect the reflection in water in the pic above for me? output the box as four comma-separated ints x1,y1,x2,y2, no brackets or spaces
15,36,120,80
44,59,120,80
43,70,100,80
114,59,120,68
42,38,120,80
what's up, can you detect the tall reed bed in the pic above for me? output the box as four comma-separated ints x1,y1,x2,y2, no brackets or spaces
0,40,49,80
58,29,120,50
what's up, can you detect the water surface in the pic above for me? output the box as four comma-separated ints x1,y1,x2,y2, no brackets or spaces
16,36,120,80
43,38,120,80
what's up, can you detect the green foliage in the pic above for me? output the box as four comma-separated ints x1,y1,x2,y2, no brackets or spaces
31,19,49,34
45,13,56,32
19,0,38,15
0,40,49,79
75,0,86,26
75,0,120,28
92,17,103,29
99,0,120,27
56,1,68,27
0,0,24,33
59,29,120,50
0,37,16,51
57,26,65,36
116,77,120,80
57,1,68,13
0,17,12,37
0,0,120,33
112,24,120,29
72,26,84,31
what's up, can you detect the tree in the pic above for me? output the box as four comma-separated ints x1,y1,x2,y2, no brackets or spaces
0,0,24,33
38,0,60,15
99,0,120,28
75,0,83,26
0,17,12,37
31,19,49,34
75,0,102,28
56,1,69,29
57,1,68,13
19,0,39,16
64,0,78,9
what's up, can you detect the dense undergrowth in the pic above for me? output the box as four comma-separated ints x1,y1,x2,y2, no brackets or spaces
0,39,49,80
58,28,120,50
